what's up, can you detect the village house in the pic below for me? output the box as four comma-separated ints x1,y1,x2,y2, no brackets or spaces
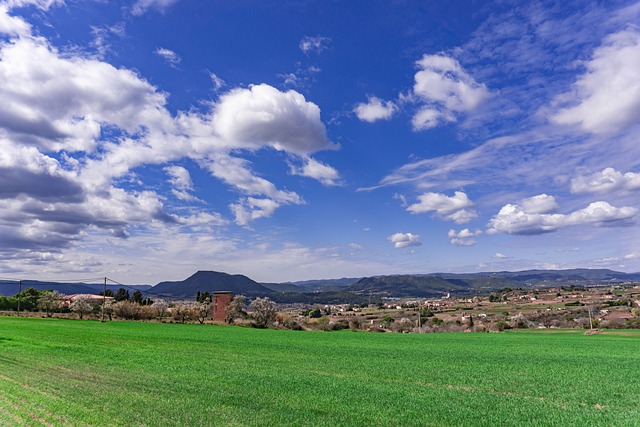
61,294,113,308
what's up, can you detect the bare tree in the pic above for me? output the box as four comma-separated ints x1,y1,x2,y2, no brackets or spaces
225,294,246,324
103,300,114,321
172,303,191,324
194,298,211,324
154,300,168,320
37,290,62,317
249,297,277,328
392,317,414,333
113,300,141,320
510,313,531,329
70,295,92,320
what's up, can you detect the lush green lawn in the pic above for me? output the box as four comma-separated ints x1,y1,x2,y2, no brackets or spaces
0,317,638,426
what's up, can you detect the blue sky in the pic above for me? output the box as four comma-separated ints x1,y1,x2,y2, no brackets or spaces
1,0,640,284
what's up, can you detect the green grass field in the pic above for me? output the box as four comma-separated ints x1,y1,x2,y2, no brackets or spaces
0,317,638,426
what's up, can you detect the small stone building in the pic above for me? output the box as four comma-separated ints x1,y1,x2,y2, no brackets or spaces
213,291,233,321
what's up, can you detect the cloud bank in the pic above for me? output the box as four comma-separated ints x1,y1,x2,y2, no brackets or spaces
0,3,341,259
488,199,636,235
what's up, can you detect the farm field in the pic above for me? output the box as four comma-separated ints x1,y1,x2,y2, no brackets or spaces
0,317,638,426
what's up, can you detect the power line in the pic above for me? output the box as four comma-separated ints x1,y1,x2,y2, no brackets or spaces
0,275,178,300
0,276,106,284
105,277,174,299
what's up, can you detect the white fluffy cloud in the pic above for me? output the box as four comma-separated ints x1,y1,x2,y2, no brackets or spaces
550,29,640,134
407,191,477,223
571,167,640,194
411,54,490,130
448,228,482,246
80,82,339,224
0,37,170,152
212,84,337,156
488,200,637,235
0,4,30,36
84,79,340,225
448,228,482,239
354,96,397,122
519,194,559,214
388,232,422,249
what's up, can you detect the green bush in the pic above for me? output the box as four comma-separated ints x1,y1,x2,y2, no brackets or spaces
381,315,394,328
495,320,511,331
0,296,17,311
329,319,350,331
308,308,322,318
280,317,303,331
349,318,362,331
625,318,640,329
565,301,583,307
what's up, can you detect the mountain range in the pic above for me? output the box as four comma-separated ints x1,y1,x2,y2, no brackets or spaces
2,269,639,303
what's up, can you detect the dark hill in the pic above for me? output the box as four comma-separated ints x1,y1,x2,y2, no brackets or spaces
286,277,361,291
348,275,470,298
152,271,272,299
260,282,307,293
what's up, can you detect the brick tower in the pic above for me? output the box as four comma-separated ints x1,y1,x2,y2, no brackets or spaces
213,291,233,322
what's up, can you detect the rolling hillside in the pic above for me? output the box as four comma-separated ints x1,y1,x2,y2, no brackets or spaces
348,275,466,297
346,269,640,298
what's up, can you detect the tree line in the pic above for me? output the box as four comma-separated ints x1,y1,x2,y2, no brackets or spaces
100,288,153,305
0,286,278,327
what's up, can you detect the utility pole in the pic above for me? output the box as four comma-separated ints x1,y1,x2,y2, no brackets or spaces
101,277,106,323
17,279,22,317
588,306,594,330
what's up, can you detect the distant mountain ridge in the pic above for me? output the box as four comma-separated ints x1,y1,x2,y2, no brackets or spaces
2,268,639,301
346,269,640,298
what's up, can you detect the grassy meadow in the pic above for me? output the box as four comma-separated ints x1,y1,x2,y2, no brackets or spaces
0,317,638,426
